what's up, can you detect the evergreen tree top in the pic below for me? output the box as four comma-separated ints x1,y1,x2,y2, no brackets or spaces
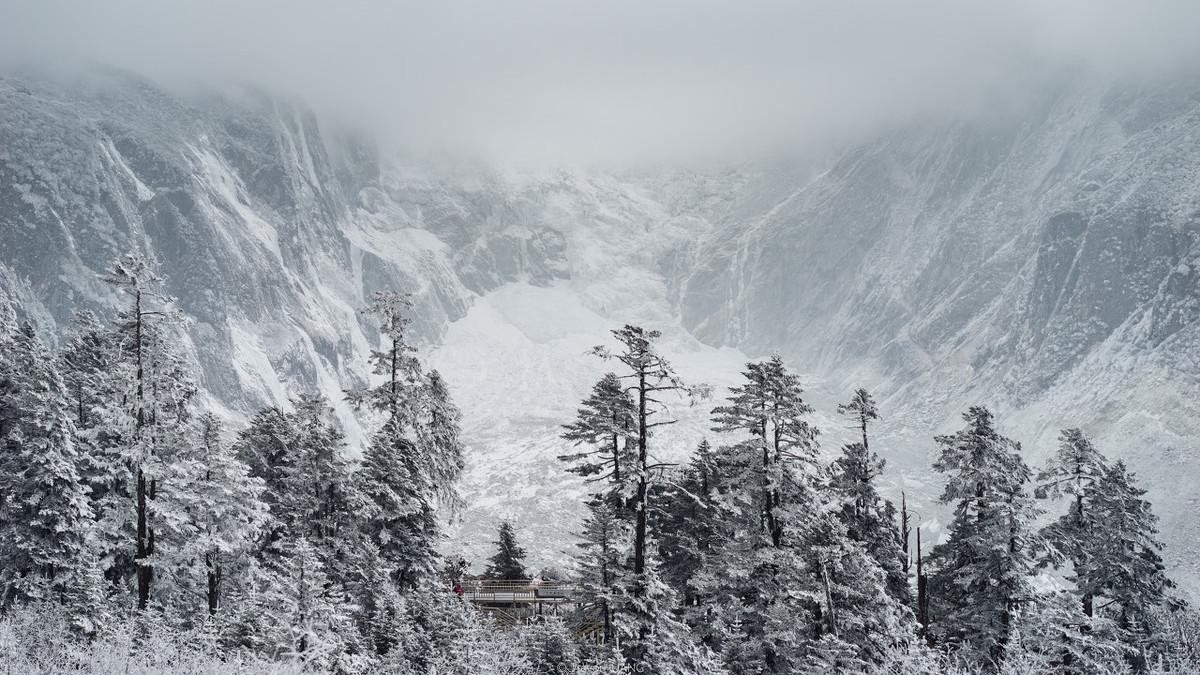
1036,427,1107,500
102,252,173,306
837,387,879,425
933,405,1029,504
592,325,710,401
485,520,528,580
711,355,817,463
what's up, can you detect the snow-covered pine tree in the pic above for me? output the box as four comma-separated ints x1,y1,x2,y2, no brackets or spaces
710,356,817,548
0,321,93,607
798,504,913,671
696,356,833,671
485,520,529,580
233,394,377,647
356,545,409,657
839,388,879,450
560,372,637,511
291,395,368,584
520,616,581,675
1034,432,1174,666
574,501,626,645
420,368,466,513
830,388,911,606
1086,461,1174,646
57,310,111,431
928,406,1038,668
98,252,197,610
57,311,126,545
0,297,16,438
1036,428,1109,617
589,325,708,669
60,554,115,638
348,290,464,588
1006,590,1127,674
261,536,352,667
234,406,300,554
160,413,267,620
655,439,724,615
358,417,439,582
617,560,725,675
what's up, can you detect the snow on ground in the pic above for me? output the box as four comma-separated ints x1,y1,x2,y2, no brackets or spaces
428,281,756,572
424,276,870,574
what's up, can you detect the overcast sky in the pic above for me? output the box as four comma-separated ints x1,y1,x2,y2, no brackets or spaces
4,0,1200,165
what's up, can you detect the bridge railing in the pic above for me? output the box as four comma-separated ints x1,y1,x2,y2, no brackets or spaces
460,579,582,602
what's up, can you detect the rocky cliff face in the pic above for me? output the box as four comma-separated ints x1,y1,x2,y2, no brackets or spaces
672,81,1200,592
0,70,623,442
0,69,723,564
2,70,1199,592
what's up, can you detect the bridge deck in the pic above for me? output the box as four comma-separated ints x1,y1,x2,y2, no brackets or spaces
463,580,603,641
460,579,583,605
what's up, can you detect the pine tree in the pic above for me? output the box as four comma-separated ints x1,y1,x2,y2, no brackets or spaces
359,418,438,586
0,321,93,607
928,406,1038,667
236,396,362,571
98,252,197,610
357,547,407,656
799,507,913,671
485,520,528,579
349,291,464,587
589,324,707,668
421,368,466,512
830,388,910,606
560,372,636,511
1007,591,1127,674
289,395,368,585
656,439,724,613
698,356,857,672
57,310,125,550
1036,432,1174,663
162,413,267,619
521,616,581,675
58,310,111,431
710,356,817,548
618,560,724,674
261,537,352,666
574,501,626,645
1036,428,1109,617
60,555,114,639
0,298,17,441
234,405,300,554
1086,461,1174,641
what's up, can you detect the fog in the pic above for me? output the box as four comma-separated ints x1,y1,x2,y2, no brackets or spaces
4,0,1200,165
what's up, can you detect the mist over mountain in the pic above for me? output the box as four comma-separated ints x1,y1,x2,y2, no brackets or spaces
3,65,1200,604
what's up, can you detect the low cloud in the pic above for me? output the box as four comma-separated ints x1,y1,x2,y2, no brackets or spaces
4,0,1200,165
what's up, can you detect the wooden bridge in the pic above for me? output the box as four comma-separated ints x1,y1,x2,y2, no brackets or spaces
460,579,582,606
460,579,604,641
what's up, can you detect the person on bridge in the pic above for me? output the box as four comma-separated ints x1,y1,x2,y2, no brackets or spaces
453,582,463,597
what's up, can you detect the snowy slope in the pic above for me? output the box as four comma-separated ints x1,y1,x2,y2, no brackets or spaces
672,80,1200,597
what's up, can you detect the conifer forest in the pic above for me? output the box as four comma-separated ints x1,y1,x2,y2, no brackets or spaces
0,254,1196,673
6,2,1200,673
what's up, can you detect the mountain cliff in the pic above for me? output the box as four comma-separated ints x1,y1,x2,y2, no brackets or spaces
673,81,1200,593
2,70,1198,594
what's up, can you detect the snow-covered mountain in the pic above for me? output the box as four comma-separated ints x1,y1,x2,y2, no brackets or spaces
2,70,1198,596
673,80,1200,595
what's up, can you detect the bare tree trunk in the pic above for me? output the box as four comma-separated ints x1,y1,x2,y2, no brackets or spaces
821,560,838,638
134,289,153,611
206,553,221,617
916,529,932,645
633,368,647,585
